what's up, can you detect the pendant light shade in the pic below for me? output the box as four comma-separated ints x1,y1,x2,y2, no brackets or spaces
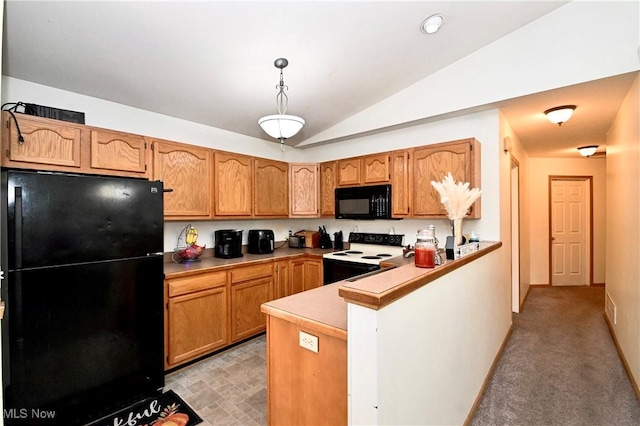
258,58,304,149
258,114,305,139
544,105,576,126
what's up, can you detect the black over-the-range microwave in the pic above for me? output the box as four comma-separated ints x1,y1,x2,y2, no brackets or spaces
335,184,394,220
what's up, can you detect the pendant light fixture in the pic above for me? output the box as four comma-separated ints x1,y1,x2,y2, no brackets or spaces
544,105,576,126
258,58,305,151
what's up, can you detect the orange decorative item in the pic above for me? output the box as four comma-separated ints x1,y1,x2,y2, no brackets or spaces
152,403,189,426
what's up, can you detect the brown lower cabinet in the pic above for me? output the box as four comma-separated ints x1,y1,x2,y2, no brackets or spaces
165,271,229,368
165,255,324,370
230,263,274,342
265,316,347,425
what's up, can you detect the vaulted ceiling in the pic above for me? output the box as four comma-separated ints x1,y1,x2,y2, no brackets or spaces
2,1,637,157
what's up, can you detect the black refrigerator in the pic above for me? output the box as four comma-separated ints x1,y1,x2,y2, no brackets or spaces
1,169,165,425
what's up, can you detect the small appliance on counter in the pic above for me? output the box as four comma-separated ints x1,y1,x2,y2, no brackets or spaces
294,230,320,248
333,231,344,250
289,234,306,248
215,229,243,259
248,229,275,254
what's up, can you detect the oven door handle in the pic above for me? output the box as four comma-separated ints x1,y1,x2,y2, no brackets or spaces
345,265,398,282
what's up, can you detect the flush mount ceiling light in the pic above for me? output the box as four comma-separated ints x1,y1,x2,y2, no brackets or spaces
258,58,305,151
420,14,444,34
577,145,598,157
544,105,576,126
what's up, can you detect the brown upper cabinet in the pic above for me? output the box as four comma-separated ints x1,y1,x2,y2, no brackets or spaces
151,138,212,219
336,157,361,186
2,112,82,170
362,153,391,184
337,153,390,187
411,138,481,219
289,163,319,217
320,161,336,217
90,128,148,176
1,112,150,178
391,149,412,218
214,151,253,217
254,158,289,217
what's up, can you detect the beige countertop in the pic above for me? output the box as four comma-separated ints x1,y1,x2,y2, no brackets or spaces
261,241,502,337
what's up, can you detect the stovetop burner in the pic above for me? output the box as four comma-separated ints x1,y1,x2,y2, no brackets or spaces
322,232,405,265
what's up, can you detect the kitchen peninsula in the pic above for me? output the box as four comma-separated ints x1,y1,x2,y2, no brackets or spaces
261,241,507,426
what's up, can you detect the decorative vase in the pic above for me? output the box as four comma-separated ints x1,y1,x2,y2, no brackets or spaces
451,218,463,246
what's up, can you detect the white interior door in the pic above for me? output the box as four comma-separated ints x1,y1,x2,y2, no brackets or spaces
550,179,587,286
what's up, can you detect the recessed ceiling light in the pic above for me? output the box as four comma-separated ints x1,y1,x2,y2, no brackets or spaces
420,14,444,34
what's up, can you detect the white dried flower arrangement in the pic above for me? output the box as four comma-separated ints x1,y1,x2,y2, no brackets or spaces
430,172,482,220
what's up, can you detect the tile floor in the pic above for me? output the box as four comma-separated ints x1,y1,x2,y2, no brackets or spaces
164,334,267,426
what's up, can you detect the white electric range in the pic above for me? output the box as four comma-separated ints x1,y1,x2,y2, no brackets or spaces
322,232,404,284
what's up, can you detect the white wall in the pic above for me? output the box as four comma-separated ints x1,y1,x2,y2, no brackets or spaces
508,128,531,307
605,73,640,387
348,248,510,424
527,157,607,285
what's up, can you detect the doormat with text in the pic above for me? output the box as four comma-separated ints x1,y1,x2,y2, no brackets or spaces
90,390,202,426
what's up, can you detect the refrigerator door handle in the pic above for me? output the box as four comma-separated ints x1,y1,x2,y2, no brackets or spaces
14,186,23,269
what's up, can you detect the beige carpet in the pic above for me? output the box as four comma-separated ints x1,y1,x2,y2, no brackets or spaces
472,286,640,426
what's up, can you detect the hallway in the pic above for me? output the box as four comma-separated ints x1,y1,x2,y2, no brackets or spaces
472,286,640,425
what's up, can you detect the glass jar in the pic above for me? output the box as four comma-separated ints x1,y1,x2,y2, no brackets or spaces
414,228,436,268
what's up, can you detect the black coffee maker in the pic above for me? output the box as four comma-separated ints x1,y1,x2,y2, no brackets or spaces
214,229,243,259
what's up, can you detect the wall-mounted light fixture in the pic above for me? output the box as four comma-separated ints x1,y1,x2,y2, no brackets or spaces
258,58,305,151
503,136,512,153
577,145,598,157
544,105,576,126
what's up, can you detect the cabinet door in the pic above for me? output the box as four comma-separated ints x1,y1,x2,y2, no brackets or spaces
362,153,390,184
215,151,253,217
231,276,273,341
412,139,480,218
275,260,291,299
90,128,147,176
255,158,288,217
2,112,82,169
336,158,361,186
303,259,323,291
152,139,212,219
289,163,319,217
320,161,336,217
290,259,305,295
167,286,228,366
391,150,412,217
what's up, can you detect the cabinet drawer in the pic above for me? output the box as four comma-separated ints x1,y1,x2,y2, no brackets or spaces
168,271,227,297
231,263,273,284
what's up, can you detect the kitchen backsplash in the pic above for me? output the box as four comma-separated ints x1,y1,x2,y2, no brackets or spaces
164,218,482,252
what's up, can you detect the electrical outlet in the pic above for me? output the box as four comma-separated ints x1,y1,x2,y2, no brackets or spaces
299,331,319,353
